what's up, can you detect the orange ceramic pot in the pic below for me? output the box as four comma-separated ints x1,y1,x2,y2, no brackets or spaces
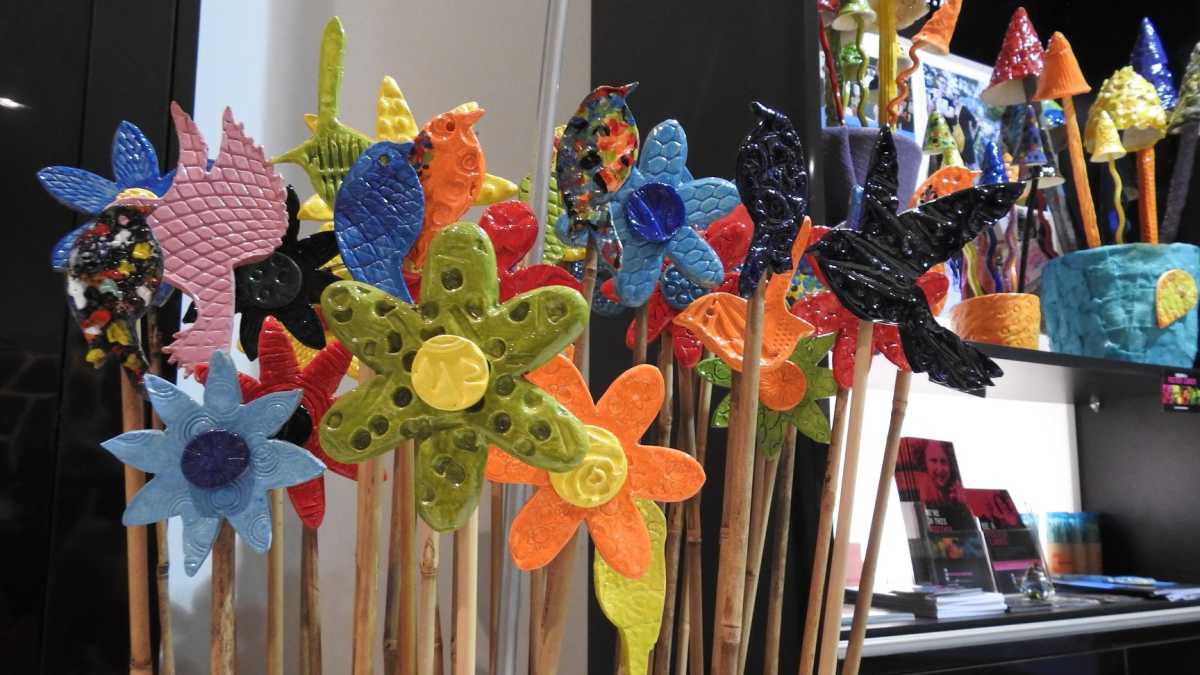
949,293,1040,349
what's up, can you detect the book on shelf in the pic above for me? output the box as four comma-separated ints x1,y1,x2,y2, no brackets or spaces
846,585,1008,620
965,488,1046,593
1052,575,1200,602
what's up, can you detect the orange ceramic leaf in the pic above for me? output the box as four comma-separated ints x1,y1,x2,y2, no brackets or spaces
629,445,707,502
759,360,807,411
508,488,587,570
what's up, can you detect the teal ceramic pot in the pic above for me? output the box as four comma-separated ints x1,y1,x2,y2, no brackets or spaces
1041,243,1200,367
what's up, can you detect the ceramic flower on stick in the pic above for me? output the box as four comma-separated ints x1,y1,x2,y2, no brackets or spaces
674,220,816,410
133,103,288,374
1084,67,1167,243
319,223,590,530
593,498,667,675
699,331,837,454
486,354,704,673
102,351,325,574
735,102,810,296
807,127,1023,392
39,120,175,272
556,84,639,244
195,318,354,528
476,201,582,301
606,119,739,307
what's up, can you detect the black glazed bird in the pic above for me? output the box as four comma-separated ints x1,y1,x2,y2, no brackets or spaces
734,101,809,297
808,127,1024,392
183,186,340,360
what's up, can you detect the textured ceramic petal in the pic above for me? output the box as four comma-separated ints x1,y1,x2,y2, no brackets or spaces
333,142,425,300
556,84,639,238
37,166,118,214
463,377,587,473
122,473,191,525
587,491,651,579
181,511,222,576
101,430,176,474
252,438,326,490
665,225,725,288
481,286,589,376
415,431,487,532
638,119,689,184
594,498,667,675
319,367,436,464
112,120,163,188
485,446,549,486
50,223,89,272
628,445,705,502
234,390,303,440
508,487,586,570
226,492,273,554
1156,269,1199,328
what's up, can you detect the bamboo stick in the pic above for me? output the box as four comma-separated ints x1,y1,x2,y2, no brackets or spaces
352,364,383,675
147,312,174,675
453,511,479,674
385,439,417,675
798,387,850,675
763,427,798,675
528,568,545,673
352,457,383,675
573,241,598,381
633,304,649,365
688,359,713,675
300,526,322,675
815,322,875,675
878,0,898,125
710,276,769,672
737,452,780,675
120,376,153,675
652,332,680,675
436,600,446,675
489,483,503,675
676,366,705,675
418,522,440,675
842,369,911,675
210,521,237,675
267,489,285,675
676,567,691,675
533,533,578,674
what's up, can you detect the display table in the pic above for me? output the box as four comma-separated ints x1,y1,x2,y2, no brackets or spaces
842,596,1200,673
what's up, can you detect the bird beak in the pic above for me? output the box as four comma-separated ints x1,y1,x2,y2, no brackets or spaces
618,82,638,98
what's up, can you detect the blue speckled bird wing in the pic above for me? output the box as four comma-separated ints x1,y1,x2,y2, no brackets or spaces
37,166,118,215
664,226,724,289
50,222,90,272
112,121,163,191
677,177,740,229
333,142,424,302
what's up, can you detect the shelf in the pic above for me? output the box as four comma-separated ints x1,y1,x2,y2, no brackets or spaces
866,343,1199,405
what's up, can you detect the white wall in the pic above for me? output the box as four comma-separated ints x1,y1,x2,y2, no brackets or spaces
178,1,591,673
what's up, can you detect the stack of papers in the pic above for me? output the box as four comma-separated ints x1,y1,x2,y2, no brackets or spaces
847,585,1008,620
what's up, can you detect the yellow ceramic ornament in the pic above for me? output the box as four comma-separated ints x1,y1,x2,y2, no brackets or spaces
1156,269,1199,328
548,425,629,509
410,334,491,411
1085,66,1167,153
593,498,666,675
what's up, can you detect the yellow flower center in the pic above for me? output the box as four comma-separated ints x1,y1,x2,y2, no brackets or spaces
115,187,158,201
550,425,628,509
410,334,490,411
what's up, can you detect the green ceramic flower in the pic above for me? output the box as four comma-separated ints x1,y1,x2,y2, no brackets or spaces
700,332,836,455
319,221,591,531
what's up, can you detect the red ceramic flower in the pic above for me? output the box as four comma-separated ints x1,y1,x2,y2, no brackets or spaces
601,205,753,369
196,316,354,527
486,355,705,578
793,226,949,389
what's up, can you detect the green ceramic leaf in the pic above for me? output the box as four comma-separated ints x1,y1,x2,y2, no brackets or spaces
594,498,666,675
806,368,838,402
271,17,372,206
789,401,832,444
696,357,732,389
790,332,837,368
321,281,423,381
415,430,486,532
712,394,732,428
518,173,567,265
462,376,587,474
756,407,790,458
480,286,590,376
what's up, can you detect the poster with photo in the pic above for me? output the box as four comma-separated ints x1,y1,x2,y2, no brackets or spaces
916,50,998,178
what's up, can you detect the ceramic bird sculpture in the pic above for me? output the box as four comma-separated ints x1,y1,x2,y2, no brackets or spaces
808,127,1023,392
138,103,288,374
735,101,810,296
556,83,639,243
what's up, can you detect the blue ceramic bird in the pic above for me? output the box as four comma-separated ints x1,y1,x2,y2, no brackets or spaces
38,121,175,272
102,351,324,575
333,142,426,302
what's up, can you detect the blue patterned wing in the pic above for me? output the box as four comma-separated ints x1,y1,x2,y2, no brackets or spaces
37,166,118,215
112,121,162,190
50,222,89,272
678,177,740,229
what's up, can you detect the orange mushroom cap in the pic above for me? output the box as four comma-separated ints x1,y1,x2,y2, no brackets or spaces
912,0,961,56
1034,32,1091,101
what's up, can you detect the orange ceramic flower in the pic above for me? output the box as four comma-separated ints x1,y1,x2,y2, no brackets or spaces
673,217,816,411
486,355,705,578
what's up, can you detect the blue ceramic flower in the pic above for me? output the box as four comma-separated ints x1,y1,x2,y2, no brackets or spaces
38,121,176,271
604,120,739,307
101,351,324,575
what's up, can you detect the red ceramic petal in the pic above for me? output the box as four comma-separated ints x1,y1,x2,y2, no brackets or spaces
628,445,705,502
288,476,326,529
256,317,302,388
501,264,582,302
509,487,586,571
304,339,353,398
705,205,753,271
832,326,859,390
601,277,620,303
586,490,651,578
478,201,538,274
670,325,703,369
874,324,911,372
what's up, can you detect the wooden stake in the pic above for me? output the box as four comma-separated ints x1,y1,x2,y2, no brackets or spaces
120,377,153,675
418,522,440,675
533,534,578,674
798,387,850,675
677,366,705,675
633,304,649,365
737,452,779,675
710,276,768,673
211,521,237,675
146,312,174,675
815,322,875,675
763,427,798,675
453,512,479,674
353,366,383,675
1137,148,1159,244
436,600,446,675
155,521,176,675
489,483,503,675
842,369,911,675
385,439,417,675
652,332,680,675
267,489,285,675
352,458,383,675
528,568,545,673
676,564,692,675
573,241,599,380
300,526,322,675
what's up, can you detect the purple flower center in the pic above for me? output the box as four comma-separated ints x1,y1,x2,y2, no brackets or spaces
181,429,250,489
